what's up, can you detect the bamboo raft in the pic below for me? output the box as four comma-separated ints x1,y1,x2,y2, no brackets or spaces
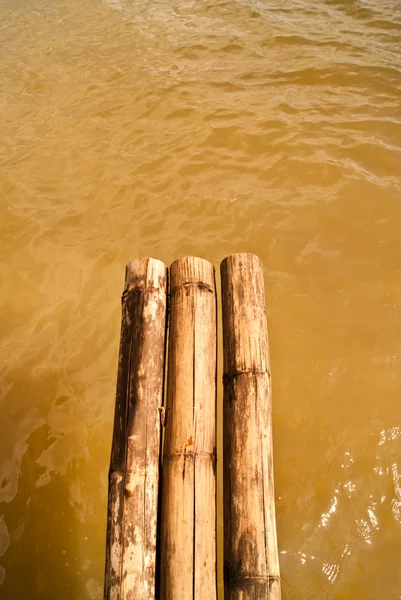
104,253,280,600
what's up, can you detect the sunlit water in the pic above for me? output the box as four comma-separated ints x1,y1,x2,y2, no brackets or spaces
1,0,401,597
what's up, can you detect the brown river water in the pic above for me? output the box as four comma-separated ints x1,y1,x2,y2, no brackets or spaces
1,0,401,598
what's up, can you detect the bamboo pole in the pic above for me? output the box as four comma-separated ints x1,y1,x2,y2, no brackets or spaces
221,253,281,600
104,257,167,600
160,257,217,600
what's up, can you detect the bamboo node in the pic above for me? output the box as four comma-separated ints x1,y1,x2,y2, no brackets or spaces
170,281,215,295
223,368,271,382
163,450,217,461
121,285,163,304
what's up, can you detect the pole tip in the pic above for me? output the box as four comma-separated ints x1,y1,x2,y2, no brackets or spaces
125,257,167,290
220,253,263,271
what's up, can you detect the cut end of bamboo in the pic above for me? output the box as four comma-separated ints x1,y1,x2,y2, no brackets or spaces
220,251,262,267
125,257,167,291
170,256,215,291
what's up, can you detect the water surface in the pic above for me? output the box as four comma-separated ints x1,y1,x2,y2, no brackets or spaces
1,0,401,597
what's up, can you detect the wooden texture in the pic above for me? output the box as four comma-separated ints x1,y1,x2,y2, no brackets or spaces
160,257,217,600
221,253,281,600
104,257,167,600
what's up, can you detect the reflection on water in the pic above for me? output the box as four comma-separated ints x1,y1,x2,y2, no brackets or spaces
281,428,401,597
0,0,401,597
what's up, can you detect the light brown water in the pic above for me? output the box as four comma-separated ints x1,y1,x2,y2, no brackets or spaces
1,0,401,597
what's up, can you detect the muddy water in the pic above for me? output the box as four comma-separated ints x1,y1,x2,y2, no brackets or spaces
1,0,401,597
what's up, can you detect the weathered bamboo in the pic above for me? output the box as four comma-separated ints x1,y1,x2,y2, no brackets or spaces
104,257,167,600
221,253,281,600
160,257,217,600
